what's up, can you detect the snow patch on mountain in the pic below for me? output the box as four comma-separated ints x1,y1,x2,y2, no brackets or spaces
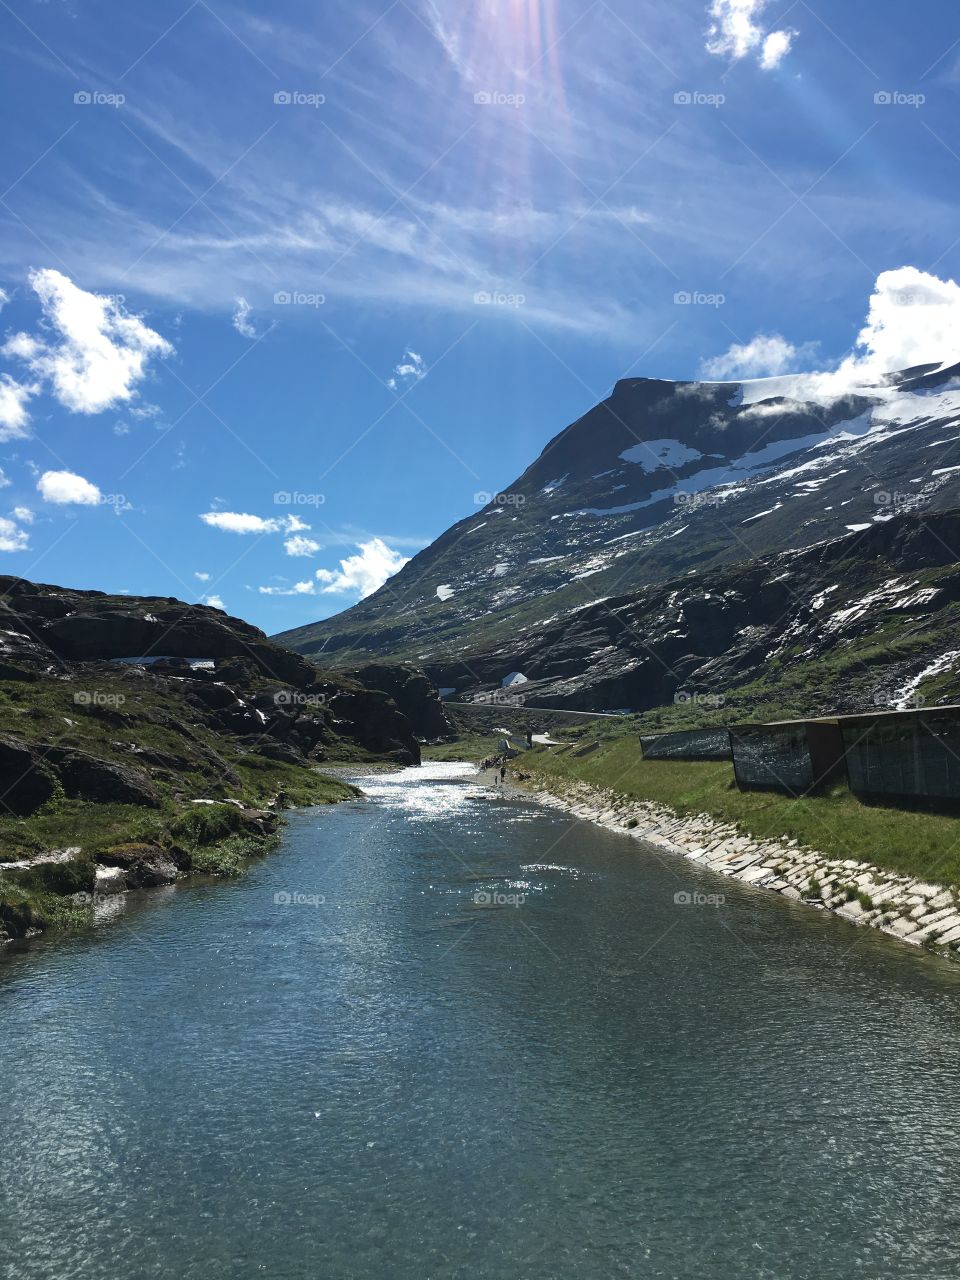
501,672,529,687
619,439,704,471
893,650,960,710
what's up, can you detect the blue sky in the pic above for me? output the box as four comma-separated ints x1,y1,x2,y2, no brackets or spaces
0,0,959,631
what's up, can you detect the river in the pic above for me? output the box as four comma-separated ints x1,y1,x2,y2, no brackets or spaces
2,764,960,1279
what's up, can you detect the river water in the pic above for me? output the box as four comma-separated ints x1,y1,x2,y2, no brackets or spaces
2,764,960,1279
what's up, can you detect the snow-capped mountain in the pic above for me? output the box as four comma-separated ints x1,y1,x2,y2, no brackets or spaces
276,359,960,712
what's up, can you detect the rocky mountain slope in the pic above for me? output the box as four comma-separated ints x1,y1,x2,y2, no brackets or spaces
0,577,450,943
418,506,960,717
277,361,960,715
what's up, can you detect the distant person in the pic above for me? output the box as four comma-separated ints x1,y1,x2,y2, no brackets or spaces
526,729,533,748
500,765,507,785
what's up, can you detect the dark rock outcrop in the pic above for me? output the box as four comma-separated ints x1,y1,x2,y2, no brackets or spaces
96,843,192,888
0,576,441,770
46,748,161,808
0,576,319,688
0,736,57,815
344,664,454,740
421,506,960,715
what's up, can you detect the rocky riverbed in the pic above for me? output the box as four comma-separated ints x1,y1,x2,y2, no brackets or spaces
519,773,960,959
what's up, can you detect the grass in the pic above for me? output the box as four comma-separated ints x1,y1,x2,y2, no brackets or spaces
522,728,960,887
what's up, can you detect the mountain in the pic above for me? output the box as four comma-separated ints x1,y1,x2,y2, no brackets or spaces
276,360,960,714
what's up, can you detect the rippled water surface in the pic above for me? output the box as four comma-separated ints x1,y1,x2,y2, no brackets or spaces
3,764,960,1279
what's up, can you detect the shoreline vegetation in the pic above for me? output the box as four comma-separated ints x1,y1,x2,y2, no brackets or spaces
429,714,960,960
0,767,361,949
0,577,451,954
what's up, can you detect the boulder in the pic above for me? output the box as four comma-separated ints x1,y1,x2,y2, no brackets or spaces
46,748,160,808
0,735,57,815
96,843,192,887
0,897,45,941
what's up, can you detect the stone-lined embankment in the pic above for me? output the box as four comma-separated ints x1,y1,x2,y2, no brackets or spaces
521,773,960,958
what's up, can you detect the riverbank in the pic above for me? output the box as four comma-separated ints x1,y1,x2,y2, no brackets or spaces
513,765,960,959
0,771,360,947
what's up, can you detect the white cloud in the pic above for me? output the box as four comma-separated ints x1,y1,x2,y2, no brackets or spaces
842,266,960,377
258,579,316,596
258,538,409,599
194,570,211,581
200,510,280,534
387,348,426,391
0,287,9,312
701,333,817,379
284,535,320,557
0,469,8,489
130,402,161,419
760,29,794,70
37,469,102,505
202,594,225,610
701,267,960,401
706,0,796,69
314,537,409,598
232,296,258,339
12,506,34,523
0,374,34,441
0,515,28,552
4,269,173,415
200,510,311,536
